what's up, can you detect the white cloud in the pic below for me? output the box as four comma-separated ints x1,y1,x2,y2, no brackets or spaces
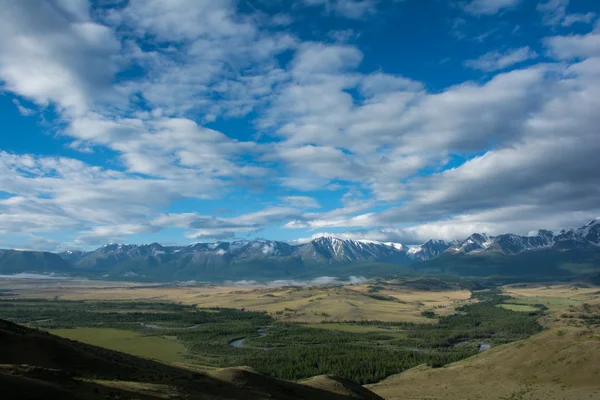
0,1,121,116
462,0,522,15
263,52,552,199
280,196,321,209
1,0,600,250
106,0,297,120
11,99,35,116
0,151,226,243
545,28,600,59
537,0,596,27
311,207,599,244
291,42,363,77
561,12,596,27
327,29,360,43
465,46,538,71
301,0,377,19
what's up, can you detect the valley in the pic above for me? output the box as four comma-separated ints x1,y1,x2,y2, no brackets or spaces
2,276,599,399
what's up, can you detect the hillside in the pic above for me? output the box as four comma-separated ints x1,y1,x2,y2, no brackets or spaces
0,319,382,400
367,310,600,400
416,246,600,279
367,327,600,399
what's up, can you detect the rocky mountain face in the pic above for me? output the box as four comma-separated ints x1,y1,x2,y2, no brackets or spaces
56,218,598,274
445,233,493,254
407,239,455,261
295,237,410,264
59,237,410,271
443,229,556,256
442,220,599,256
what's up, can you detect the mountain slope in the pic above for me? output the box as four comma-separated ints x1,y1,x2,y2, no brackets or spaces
367,327,600,400
486,230,554,254
408,239,454,261
446,233,492,254
416,245,600,278
0,319,381,400
442,220,599,256
53,237,412,281
293,237,410,264
0,249,73,275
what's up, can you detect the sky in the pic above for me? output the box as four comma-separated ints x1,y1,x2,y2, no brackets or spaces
1,0,599,251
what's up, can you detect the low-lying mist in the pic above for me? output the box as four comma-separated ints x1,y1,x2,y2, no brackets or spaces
224,275,369,287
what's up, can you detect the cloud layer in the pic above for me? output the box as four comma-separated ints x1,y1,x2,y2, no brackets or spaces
1,0,599,250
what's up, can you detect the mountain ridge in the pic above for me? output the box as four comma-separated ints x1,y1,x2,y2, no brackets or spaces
59,217,598,261
0,219,599,281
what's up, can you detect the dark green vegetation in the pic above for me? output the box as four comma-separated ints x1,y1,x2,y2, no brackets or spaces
0,319,382,400
0,289,544,385
417,247,600,280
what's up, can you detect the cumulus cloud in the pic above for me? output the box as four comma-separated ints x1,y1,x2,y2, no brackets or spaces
1,0,600,250
0,0,121,115
545,26,600,59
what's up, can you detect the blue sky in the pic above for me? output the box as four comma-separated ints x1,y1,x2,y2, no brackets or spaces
1,0,600,251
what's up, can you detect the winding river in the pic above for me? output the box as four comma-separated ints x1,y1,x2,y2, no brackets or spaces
139,323,271,349
229,330,268,348
138,322,203,330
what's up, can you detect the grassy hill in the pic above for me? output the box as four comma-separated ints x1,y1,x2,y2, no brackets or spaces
0,319,382,400
367,312,600,399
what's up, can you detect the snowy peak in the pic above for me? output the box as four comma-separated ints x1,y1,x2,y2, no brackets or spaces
486,232,553,255
297,236,410,263
578,218,600,245
56,219,600,270
443,220,599,256
553,220,598,249
444,230,555,256
408,239,453,261
446,233,492,254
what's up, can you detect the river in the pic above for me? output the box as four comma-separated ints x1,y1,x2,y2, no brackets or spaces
138,322,203,330
229,330,267,349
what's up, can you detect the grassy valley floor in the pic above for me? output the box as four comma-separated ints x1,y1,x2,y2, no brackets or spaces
0,277,598,397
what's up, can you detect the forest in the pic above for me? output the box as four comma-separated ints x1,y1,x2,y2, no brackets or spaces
0,289,544,384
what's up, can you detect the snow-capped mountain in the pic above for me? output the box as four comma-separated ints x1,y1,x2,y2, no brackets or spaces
554,219,600,249
294,237,410,264
46,218,600,280
580,218,600,245
407,239,454,261
486,230,554,254
2,219,600,282
445,233,493,254
440,220,600,256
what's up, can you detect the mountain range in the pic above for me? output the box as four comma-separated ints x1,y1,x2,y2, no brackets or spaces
1,219,599,282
